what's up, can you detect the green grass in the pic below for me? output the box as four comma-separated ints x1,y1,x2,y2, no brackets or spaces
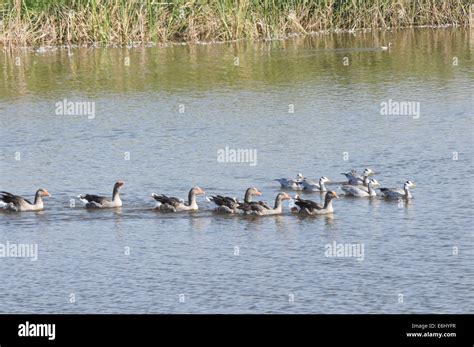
0,0,471,47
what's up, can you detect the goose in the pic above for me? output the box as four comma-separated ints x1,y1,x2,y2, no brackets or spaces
275,173,304,190
0,189,51,211
361,172,377,187
294,191,339,215
342,179,379,197
381,42,392,51
360,169,376,186
78,181,124,208
341,168,374,185
341,169,360,185
208,187,262,214
378,181,416,199
238,192,291,216
151,187,206,212
358,175,381,192
301,176,330,192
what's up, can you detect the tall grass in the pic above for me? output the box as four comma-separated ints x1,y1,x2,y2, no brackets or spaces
0,0,470,47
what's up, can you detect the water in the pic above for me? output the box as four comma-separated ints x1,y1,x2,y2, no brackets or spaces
0,28,473,313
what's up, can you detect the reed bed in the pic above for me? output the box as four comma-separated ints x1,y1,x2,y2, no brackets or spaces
0,0,470,47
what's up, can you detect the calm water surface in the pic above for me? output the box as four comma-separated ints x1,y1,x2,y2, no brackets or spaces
0,29,473,313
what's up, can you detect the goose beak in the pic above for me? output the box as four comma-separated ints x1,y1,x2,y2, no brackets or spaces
255,190,262,196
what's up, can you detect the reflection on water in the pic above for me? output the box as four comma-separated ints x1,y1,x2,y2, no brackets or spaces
1,29,470,98
0,28,472,313
188,214,212,232
113,208,124,235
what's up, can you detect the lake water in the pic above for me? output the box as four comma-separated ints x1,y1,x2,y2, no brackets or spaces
0,28,472,313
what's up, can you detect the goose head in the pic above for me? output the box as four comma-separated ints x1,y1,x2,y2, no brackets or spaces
114,181,125,190
244,187,262,203
277,192,291,201
363,168,374,177
404,181,416,189
190,187,206,196
319,176,331,184
325,191,339,201
296,173,304,181
368,179,379,187
36,189,51,198
246,187,262,197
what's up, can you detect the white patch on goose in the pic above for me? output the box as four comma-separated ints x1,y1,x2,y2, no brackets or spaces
78,196,90,205
1,202,19,211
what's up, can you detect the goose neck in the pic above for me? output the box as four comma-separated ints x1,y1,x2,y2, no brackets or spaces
244,189,253,203
188,190,198,207
319,180,327,191
34,192,43,207
323,197,333,210
273,195,284,211
112,187,121,202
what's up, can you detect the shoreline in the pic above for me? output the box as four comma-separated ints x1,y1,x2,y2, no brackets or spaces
1,24,467,53
1,0,470,49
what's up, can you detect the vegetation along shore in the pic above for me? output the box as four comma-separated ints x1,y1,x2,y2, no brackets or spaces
0,0,471,47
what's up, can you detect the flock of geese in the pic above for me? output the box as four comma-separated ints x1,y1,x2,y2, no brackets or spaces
0,168,416,216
